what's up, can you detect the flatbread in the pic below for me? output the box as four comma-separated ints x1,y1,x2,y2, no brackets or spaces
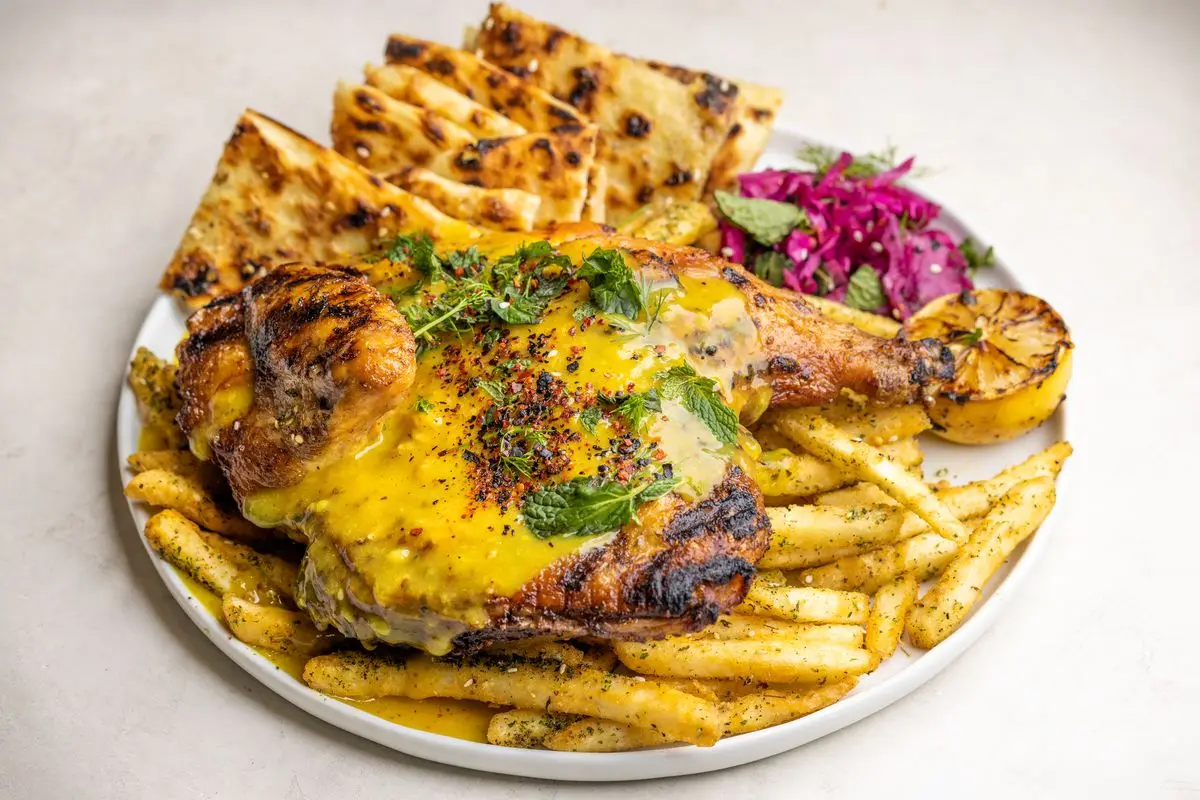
331,81,476,176
160,109,478,308
646,61,783,197
383,34,584,133
363,62,526,139
471,3,738,222
582,164,607,224
388,165,540,231
427,126,599,224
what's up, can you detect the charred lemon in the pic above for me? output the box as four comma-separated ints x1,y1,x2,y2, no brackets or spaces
902,289,1072,444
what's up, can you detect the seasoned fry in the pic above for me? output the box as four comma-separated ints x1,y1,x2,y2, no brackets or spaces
486,710,576,748
303,651,725,745
143,510,296,603
815,482,896,507
697,616,865,648
723,678,859,735
632,201,719,245
774,412,969,544
738,585,870,624
484,640,588,666
128,347,186,449
907,477,1057,649
221,596,333,657
578,647,619,673
544,718,673,752
800,294,901,338
765,403,931,447
126,450,223,492
761,504,908,569
613,638,875,683
865,574,919,660
125,468,268,542
797,531,959,593
756,439,923,502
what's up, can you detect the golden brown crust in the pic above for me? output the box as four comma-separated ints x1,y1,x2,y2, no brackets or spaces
472,3,738,222
177,264,416,498
387,166,541,231
383,34,583,132
363,62,527,139
425,127,599,224
159,109,479,308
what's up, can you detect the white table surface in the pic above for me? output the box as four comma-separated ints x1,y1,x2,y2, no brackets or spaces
2,0,1198,797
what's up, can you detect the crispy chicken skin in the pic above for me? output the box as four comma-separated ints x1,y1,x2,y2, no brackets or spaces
177,242,949,651
176,264,416,499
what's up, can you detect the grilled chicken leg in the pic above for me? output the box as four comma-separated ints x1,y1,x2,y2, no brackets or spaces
177,231,950,653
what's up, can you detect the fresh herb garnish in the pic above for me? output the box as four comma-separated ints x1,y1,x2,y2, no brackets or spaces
521,474,681,538
577,405,602,435
713,190,807,246
400,278,495,352
813,265,835,296
752,250,791,287
960,238,996,277
844,265,886,311
954,328,985,347
490,241,573,324
577,248,643,319
477,379,509,404
414,397,434,413
602,390,661,433
657,364,739,445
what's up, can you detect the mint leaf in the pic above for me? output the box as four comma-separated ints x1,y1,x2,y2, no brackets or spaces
844,266,886,311
753,251,791,287
414,397,434,413
522,475,681,538
578,405,602,434
578,248,643,319
714,191,806,246
477,379,508,403
657,364,739,445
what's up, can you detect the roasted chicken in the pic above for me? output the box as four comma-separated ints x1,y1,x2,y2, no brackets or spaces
177,227,951,654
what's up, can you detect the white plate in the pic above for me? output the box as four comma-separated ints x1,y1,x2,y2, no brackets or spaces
117,129,1069,781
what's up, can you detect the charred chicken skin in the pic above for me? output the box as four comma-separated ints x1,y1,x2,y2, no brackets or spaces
177,227,952,654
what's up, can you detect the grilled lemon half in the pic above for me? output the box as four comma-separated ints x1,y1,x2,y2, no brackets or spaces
903,289,1072,444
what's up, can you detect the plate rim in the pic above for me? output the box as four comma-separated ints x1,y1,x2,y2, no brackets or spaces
116,128,1070,782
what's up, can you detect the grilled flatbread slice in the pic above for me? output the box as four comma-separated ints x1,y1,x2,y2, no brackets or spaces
427,126,598,224
363,62,526,139
383,34,583,133
388,165,540,231
332,81,475,175
645,61,783,197
472,3,738,222
583,164,607,224
160,109,478,308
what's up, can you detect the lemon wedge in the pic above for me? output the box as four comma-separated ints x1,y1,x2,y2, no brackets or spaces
902,289,1072,444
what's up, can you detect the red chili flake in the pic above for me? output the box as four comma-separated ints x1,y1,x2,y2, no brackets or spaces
410,528,424,537
653,449,666,460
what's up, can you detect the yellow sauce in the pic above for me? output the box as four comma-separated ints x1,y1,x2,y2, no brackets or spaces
213,236,767,653
138,425,174,452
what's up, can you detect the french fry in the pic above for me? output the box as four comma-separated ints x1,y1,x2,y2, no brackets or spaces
544,718,673,752
127,450,223,492
756,439,923,502
578,646,619,673
738,585,869,624
484,640,588,666
761,504,908,569
907,477,1057,649
221,596,333,657
723,678,859,735
865,574,919,660
128,347,186,449
632,201,718,245
773,412,969,544
697,616,865,648
797,531,959,593
614,638,875,683
486,710,576,748
303,651,726,745
125,468,269,542
143,510,296,602
800,294,901,338
765,404,931,447
815,482,896,507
